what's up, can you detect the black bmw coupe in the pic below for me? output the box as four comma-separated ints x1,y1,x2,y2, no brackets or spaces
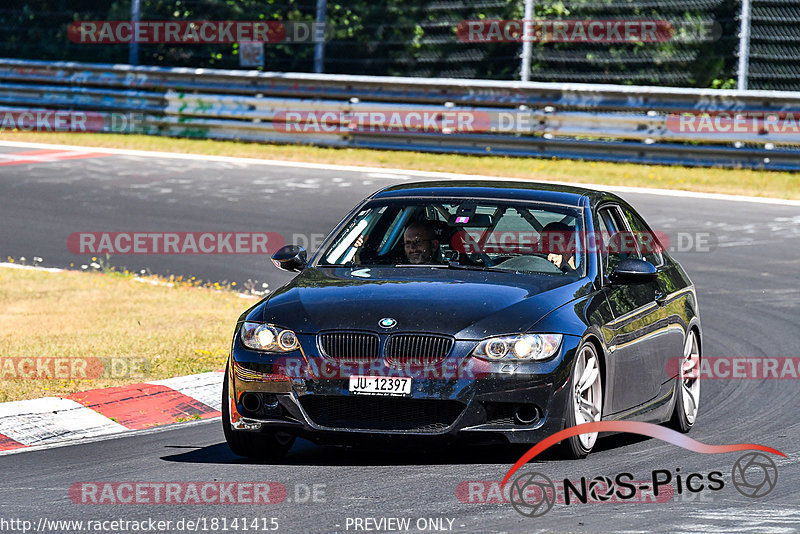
222,180,701,459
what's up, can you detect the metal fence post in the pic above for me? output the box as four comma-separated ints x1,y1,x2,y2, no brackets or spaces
129,0,140,65
737,0,751,90
520,0,534,81
314,0,327,73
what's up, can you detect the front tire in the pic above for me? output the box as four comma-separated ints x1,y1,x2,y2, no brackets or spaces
668,329,701,433
222,366,295,460
562,342,603,459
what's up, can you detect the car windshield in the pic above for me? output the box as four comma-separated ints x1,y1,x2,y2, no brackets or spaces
316,199,586,276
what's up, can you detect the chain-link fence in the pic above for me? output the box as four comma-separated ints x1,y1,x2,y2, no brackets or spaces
0,0,796,89
748,0,800,91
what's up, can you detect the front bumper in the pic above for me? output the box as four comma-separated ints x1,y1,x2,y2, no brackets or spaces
227,333,581,444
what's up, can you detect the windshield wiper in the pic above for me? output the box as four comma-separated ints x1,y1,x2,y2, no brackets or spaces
394,263,450,268
445,261,513,273
392,262,513,273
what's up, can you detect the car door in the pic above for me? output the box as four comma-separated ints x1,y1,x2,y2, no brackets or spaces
596,205,664,414
620,205,687,392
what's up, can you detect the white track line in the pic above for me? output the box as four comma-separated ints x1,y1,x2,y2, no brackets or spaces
0,372,225,456
148,371,224,412
0,397,126,446
0,150,96,162
1,140,799,207
0,417,219,457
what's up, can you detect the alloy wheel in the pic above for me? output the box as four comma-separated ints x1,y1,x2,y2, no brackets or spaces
573,345,603,449
681,331,701,424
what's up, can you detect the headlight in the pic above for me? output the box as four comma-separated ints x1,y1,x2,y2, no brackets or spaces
472,334,562,361
240,322,299,352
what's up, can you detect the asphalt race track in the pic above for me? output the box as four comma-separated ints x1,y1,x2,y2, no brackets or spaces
1,143,799,533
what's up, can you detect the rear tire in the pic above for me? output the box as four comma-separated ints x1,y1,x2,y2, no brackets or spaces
668,329,701,433
561,342,603,459
222,366,295,460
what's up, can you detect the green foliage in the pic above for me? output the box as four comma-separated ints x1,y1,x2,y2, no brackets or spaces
710,77,737,89
0,0,739,86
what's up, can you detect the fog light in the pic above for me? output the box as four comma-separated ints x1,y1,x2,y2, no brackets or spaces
262,393,279,410
513,404,540,425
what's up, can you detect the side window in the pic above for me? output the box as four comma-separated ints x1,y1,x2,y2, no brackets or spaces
622,208,665,267
595,209,610,273
324,208,373,264
596,206,639,274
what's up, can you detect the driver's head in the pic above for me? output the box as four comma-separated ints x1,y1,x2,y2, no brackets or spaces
541,222,576,257
403,221,439,264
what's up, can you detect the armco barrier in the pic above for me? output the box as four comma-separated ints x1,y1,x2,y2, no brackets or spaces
1,58,800,169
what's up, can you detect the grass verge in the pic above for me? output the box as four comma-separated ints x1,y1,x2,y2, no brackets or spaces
1,131,798,200
0,265,257,402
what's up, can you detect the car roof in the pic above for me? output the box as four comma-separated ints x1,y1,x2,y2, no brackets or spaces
371,180,611,207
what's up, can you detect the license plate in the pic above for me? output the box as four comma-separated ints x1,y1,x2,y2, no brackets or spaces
348,375,411,396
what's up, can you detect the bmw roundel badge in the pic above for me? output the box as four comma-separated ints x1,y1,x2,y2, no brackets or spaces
379,317,397,329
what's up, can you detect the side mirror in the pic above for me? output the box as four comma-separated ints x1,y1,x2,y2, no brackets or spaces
271,245,307,272
609,258,656,284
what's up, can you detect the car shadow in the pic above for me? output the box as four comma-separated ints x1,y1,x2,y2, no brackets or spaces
161,432,653,466
161,439,538,465
592,432,652,453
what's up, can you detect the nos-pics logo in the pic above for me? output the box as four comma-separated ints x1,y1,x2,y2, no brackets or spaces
503,421,782,518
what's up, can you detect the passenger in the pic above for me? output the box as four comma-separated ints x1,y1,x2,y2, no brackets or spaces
542,222,577,273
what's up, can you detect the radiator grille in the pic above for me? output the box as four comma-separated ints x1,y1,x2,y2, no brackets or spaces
318,332,380,363
384,334,453,367
300,395,464,432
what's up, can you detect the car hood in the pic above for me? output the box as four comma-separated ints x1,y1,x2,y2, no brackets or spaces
258,266,591,339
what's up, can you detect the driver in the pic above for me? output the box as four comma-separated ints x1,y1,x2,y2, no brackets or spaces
403,221,441,264
542,221,577,273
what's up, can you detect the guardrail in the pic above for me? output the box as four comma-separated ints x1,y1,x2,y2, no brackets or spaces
1,58,800,170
